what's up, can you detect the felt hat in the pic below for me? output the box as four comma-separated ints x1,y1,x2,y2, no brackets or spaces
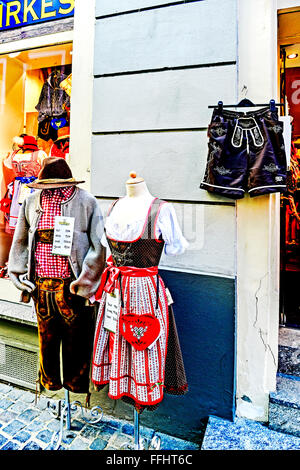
54,126,70,142
27,157,85,189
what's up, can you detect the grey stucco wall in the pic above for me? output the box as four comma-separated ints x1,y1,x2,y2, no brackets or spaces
91,0,238,438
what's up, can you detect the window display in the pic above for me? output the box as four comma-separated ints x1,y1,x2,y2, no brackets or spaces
280,46,300,327
0,43,72,279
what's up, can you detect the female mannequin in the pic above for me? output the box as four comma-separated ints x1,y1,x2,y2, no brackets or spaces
7,135,47,230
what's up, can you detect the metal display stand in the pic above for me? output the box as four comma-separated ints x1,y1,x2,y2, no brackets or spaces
47,389,103,450
121,409,161,450
47,393,160,450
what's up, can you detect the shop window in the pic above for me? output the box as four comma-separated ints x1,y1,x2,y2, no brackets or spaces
279,40,300,327
0,43,72,286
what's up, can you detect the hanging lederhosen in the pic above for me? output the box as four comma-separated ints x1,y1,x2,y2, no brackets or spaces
200,107,287,199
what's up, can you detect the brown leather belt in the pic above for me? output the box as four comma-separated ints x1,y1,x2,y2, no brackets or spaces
35,277,72,291
36,229,54,243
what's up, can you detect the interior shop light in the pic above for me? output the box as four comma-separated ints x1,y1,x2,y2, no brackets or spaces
8,52,21,58
287,53,298,59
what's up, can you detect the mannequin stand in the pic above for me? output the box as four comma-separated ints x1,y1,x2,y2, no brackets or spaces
47,389,103,450
121,409,161,450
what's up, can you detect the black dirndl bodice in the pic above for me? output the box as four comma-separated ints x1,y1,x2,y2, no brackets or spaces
106,198,165,268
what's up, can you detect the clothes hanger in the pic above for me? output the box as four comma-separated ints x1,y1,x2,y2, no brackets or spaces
50,68,62,88
236,98,256,107
51,67,62,79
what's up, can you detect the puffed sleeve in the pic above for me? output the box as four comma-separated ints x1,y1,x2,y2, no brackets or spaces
37,150,48,164
156,203,189,256
101,232,109,248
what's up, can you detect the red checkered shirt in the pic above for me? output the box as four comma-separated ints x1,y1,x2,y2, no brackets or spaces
35,186,75,278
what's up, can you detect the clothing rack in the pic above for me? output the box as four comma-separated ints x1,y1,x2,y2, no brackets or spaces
208,99,285,112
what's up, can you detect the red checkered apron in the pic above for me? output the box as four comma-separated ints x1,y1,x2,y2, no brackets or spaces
92,262,168,407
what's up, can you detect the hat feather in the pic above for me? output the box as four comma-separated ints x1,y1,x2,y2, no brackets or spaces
13,136,24,147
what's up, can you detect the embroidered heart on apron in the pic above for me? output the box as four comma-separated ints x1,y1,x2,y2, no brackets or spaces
119,314,161,351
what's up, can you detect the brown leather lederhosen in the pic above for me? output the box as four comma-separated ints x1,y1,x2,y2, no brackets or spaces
33,228,96,394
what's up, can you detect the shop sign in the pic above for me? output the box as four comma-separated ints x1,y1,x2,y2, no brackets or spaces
0,0,74,31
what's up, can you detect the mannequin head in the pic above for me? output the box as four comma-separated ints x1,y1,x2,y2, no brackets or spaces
125,171,152,198
112,172,154,225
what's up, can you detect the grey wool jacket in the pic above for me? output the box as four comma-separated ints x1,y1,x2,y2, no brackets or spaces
8,187,106,299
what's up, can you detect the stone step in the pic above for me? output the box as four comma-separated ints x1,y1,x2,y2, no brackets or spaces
268,402,300,439
268,374,300,438
278,345,300,377
277,327,300,377
201,415,300,450
270,374,300,410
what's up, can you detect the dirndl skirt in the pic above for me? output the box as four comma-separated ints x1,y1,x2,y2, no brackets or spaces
91,273,187,412
9,177,36,229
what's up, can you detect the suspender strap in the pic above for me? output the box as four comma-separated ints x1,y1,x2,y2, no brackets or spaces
118,272,124,308
156,274,160,310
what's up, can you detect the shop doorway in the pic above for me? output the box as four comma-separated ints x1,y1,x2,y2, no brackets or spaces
279,8,300,329
0,42,72,277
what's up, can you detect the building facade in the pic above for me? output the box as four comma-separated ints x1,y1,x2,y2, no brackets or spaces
0,0,298,443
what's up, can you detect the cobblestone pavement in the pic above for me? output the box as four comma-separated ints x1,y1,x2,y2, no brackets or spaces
0,383,199,451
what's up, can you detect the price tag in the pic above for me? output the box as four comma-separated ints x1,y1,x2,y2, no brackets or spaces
165,288,174,305
104,289,120,333
52,216,75,257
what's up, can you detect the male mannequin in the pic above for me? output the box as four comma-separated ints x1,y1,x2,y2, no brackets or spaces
8,157,106,395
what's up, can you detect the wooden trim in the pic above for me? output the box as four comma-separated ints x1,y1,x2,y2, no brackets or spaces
278,7,300,14
0,30,73,55
0,17,73,47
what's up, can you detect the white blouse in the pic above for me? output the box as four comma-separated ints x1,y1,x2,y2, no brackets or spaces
101,200,189,256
